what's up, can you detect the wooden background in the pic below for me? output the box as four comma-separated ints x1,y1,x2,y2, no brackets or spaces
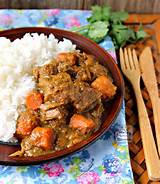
0,0,160,13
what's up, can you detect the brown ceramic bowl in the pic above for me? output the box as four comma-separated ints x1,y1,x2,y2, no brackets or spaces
0,27,124,165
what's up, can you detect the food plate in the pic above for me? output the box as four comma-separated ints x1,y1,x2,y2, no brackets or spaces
0,27,124,165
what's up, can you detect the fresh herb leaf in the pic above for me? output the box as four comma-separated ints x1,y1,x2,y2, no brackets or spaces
111,24,128,32
88,21,109,42
71,4,147,49
111,24,129,48
71,25,89,37
87,5,111,23
101,5,111,21
127,29,136,41
111,24,137,47
110,11,128,23
136,25,147,40
87,5,103,23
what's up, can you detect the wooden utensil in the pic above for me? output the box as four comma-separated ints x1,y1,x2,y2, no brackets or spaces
139,47,160,156
120,48,160,181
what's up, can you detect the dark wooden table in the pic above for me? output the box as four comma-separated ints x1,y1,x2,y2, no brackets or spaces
0,0,160,13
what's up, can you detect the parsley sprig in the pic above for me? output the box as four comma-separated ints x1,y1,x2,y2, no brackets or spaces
71,5,147,49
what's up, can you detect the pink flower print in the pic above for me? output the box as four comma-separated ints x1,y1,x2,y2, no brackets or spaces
77,171,100,184
66,16,81,28
0,15,13,26
108,51,117,61
42,163,64,177
48,9,60,16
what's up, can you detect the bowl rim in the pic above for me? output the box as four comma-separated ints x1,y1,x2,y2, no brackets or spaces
0,27,124,165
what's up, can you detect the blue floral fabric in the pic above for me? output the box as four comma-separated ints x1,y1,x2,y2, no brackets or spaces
0,9,133,184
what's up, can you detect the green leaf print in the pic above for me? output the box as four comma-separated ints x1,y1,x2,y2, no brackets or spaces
16,166,28,172
68,164,81,178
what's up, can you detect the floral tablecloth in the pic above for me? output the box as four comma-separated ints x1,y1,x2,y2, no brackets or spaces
0,9,134,184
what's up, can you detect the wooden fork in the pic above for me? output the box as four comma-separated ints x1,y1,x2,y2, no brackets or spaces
120,48,160,181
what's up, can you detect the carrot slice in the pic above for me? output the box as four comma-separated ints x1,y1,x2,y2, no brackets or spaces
57,53,77,65
26,91,43,110
91,75,117,98
16,110,38,139
30,127,54,150
69,114,95,134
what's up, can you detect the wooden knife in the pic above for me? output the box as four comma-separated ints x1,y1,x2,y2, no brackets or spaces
139,47,160,155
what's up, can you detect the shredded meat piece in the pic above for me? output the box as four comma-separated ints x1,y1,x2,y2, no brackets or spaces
84,54,96,66
76,64,92,81
40,106,68,121
33,62,58,81
40,101,62,111
90,63,109,79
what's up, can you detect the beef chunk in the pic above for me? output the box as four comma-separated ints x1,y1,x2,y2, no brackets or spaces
84,101,104,129
76,64,92,82
90,63,110,80
38,72,73,103
33,62,58,81
71,81,101,112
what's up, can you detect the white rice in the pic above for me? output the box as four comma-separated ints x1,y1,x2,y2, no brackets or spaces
0,33,76,142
